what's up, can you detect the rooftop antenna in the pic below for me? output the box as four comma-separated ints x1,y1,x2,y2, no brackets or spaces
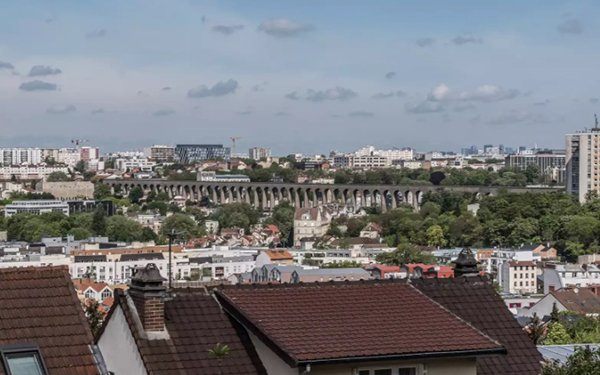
594,114,600,131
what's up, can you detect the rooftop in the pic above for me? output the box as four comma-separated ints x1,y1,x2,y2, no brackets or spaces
215,280,505,366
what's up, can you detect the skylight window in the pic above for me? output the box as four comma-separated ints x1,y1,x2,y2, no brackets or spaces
1,346,47,375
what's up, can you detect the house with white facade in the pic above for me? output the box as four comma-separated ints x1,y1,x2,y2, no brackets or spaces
542,263,600,294
500,261,537,295
293,206,333,247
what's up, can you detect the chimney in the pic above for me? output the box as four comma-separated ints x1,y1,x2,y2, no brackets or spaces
128,263,167,332
454,248,479,277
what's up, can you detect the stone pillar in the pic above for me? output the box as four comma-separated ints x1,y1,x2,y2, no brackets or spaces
391,191,397,209
302,190,309,208
244,188,251,204
351,191,357,209
294,190,300,207
220,188,226,204
252,189,259,208
380,192,387,213
261,189,268,210
212,188,218,204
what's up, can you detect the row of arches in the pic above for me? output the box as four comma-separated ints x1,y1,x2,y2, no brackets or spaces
109,182,435,211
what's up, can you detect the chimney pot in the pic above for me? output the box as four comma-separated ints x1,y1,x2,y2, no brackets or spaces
128,263,167,332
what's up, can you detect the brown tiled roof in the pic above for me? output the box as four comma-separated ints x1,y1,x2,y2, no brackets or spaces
215,280,505,366
551,288,600,314
0,266,99,375
412,276,543,375
102,289,266,375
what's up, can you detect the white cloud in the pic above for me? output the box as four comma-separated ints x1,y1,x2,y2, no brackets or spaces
427,84,520,103
19,80,57,91
28,65,62,77
47,105,76,114
258,18,313,37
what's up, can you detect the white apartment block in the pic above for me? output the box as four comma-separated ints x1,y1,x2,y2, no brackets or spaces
354,146,413,160
249,147,272,160
57,148,81,167
353,155,390,168
143,145,175,162
0,148,43,166
543,264,600,294
4,200,70,217
114,157,156,171
488,248,541,286
501,261,537,295
0,165,70,180
566,129,600,203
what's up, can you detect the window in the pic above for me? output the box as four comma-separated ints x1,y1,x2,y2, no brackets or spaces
520,282,523,286
1,345,48,375
374,370,392,375
101,288,112,301
531,273,535,278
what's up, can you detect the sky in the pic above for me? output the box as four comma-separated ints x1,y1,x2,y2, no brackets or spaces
0,0,598,154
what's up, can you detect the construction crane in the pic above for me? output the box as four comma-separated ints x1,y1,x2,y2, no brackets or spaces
71,139,89,148
230,137,243,157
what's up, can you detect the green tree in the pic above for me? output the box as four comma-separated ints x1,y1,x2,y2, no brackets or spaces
326,223,343,238
544,323,571,345
128,186,144,204
527,313,546,345
74,160,85,173
542,346,600,375
426,225,447,248
92,206,107,236
550,302,560,324
93,183,112,200
106,216,144,241
375,243,436,266
68,227,93,240
84,299,105,336
161,214,203,240
270,202,295,245
140,227,158,242
47,171,71,182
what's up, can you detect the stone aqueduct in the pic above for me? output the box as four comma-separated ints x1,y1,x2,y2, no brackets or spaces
103,179,562,211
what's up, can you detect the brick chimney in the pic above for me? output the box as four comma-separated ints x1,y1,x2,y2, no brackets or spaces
129,263,167,332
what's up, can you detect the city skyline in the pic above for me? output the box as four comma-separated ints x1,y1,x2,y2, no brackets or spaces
1,0,599,153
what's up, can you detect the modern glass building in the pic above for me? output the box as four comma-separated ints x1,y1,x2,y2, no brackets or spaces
174,144,231,163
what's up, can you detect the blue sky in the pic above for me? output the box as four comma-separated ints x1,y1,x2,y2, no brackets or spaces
0,0,598,154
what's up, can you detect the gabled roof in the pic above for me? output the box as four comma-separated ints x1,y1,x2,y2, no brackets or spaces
80,282,110,293
550,288,600,314
215,280,505,367
101,290,267,375
0,266,100,375
293,268,369,276
412,276,543,375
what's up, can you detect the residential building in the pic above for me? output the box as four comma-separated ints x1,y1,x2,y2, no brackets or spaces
293,207,333,246
189,254,255,280
0,266,102,375
500,261,537,295
215,278,534,375
57,147,81,166
488,245,540,285
4,200,70,217
255,249,294,267
0,147,43,165
360,224,382,239
354,145,414,160
80,146,100,161
36,180,95,199
143,144,175,162
505,153,566,183
521,287,600,318
397,264,455,279
114,157,156,171
96,264,267,375
67,200,115,216
0,165,69,180
205,219,219,234
175,144,231,163
249,147,272,160
566,128,600,202
367,265,401,279
412,277,543,375
542,263,600,294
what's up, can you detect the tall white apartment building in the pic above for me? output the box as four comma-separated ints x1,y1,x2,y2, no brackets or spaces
143,145,175,162
249,147,272,160
57,148,81,167
353,146,413,161
566,127,600,203
0,148,43,165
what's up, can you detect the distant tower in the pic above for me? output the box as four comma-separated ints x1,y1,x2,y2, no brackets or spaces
454,248,479,277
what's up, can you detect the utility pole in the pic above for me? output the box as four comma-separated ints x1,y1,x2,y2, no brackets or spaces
166,229,179,290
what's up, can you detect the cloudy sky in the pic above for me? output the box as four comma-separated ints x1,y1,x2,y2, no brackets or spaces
0,0,598,154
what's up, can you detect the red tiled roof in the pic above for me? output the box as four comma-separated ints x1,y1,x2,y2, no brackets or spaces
80,283,109,293
216,280,504,366
101,296,114,308
101,289,266,375
263,249,293,260
0,266,100,375
412,276,543,375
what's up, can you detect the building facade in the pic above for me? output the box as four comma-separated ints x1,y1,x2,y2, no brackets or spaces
0,165,70,180
249,147,272,160
175,144,231,164
143,145,175,162
501,261,537,295
80,146,100,161
505,153,566,183
566,129,600,202
0,148,43,165
4,200,70,217
36,180,95,199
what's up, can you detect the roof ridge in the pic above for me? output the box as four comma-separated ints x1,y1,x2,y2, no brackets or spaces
216,278,410,291
0,265,69,274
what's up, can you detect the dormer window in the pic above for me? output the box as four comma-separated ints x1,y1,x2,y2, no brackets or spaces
1,345,48,375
